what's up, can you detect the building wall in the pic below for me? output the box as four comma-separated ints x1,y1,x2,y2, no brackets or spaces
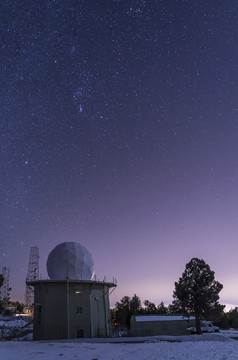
68,282,92,338
34,282,68,340
32,281,114,340
130,317,196,336
89,284,111,337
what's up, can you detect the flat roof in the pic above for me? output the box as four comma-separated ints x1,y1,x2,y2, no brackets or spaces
132,315,195,322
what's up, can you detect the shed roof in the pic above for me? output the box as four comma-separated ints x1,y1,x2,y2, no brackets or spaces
132,315,195,322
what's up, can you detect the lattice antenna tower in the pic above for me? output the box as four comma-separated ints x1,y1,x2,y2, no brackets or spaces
0,266,10,302
25,246,39,306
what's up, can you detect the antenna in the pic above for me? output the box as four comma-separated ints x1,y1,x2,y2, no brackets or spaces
25,246,39,306
0,267,10,305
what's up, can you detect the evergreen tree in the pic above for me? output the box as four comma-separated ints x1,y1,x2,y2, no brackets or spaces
9,301,25,314
173,258,223,334
115,296,131,327
143,300,157,314
228,307,238,329
205,303,225,325
130,294,142,314
168,299,183,314
115,294,142,328
157,301,167,314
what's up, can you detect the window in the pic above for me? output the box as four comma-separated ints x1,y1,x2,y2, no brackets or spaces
76,329,84,338
76,306,83,314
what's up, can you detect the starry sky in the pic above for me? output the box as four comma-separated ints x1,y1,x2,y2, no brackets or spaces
1,0,238,308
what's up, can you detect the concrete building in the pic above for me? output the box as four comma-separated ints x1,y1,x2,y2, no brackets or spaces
130,314,196,336
27,242,117,340
29,279,116,340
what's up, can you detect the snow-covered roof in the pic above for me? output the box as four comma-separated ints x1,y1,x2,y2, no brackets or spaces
133,315,195,322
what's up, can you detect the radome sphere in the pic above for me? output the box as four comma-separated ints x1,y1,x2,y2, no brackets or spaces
46,242,94,280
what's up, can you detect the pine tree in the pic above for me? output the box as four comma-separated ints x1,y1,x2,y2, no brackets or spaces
130,294,142,314
144,300,157,314
157,301,167,314
115,296,131,327
115,294,142,328
173,258,223,334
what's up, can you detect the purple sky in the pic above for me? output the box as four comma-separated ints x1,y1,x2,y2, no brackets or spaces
1,0,238,309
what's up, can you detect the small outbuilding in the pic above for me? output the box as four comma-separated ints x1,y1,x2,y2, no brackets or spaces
130,314,196,336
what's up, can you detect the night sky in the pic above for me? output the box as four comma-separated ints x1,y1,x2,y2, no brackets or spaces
1,0,238,308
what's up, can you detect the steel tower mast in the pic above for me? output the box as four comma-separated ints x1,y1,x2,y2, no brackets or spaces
25,246,39,306
0,266,10,305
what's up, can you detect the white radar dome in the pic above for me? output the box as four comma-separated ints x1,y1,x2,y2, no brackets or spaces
46,242,94,280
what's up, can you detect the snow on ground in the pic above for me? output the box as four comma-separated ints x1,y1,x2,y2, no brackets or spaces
0,317,29,328
1,333,238,360
0,316,33,340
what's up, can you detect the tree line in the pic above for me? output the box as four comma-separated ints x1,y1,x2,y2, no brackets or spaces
0,274,24,315
114,293,238,331
114,257,238,333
